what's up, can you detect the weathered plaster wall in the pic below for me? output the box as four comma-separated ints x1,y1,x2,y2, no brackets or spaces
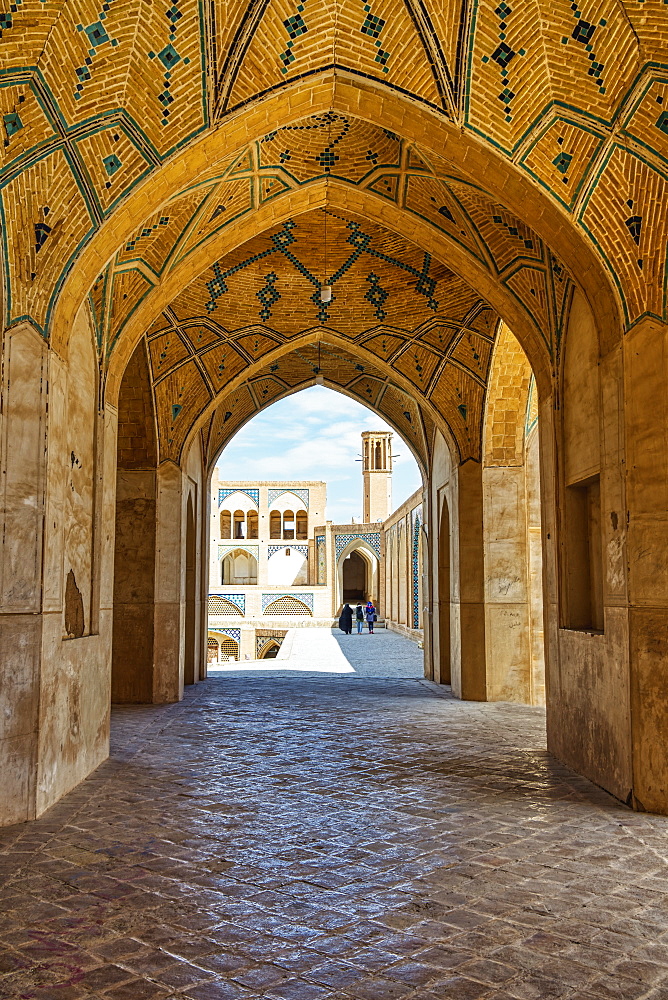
0,322,47,824
546,289,632,804
624,316,668,813
36,305,113,815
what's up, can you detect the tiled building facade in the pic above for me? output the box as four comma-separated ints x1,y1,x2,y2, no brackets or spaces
207,437,426,661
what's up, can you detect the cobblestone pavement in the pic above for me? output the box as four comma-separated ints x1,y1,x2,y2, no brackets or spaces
2,638,668,1000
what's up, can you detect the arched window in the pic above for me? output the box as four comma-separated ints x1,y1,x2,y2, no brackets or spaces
364,440,369,470
375,441,382,469
296,510,308,540
222,549,258,585
247,510,258,539
220,510,231,538
220,636,239,661
260,640,280,659
270,511,282,539
207,636,219,663
207,596,243,615
233,510,245,539
283,509,295,540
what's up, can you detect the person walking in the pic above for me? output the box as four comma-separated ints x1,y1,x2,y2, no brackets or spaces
338,603,353,635
365,600,376,634
355,603,364,633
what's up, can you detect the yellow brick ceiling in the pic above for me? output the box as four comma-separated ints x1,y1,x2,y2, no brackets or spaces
1,1,667,464
143,206,497,464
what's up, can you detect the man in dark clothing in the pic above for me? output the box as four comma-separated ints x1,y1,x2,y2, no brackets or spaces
339,604,353,634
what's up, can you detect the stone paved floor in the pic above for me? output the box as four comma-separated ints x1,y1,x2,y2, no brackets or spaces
210,629,424,678
2,636,668,1000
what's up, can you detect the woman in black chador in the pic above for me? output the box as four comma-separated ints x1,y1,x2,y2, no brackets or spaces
338,603,353,634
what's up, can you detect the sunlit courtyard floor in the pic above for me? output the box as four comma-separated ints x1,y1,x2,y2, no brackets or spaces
2,632,668,999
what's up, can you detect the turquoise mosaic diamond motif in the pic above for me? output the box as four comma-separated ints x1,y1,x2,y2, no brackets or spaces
365,273,388,320
3,112,22,137
83,21,109,47
74,4,120,100
657,111,668,136
279,2,308,72
360,1,390,72
102,153,122,176
257,272,279,320
553,151,572,174
157,43,180,69
146,0,190,125
205,215,440,320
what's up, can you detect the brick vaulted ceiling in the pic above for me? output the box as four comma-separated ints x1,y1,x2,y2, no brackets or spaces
1,1,667,462
140,207,498,464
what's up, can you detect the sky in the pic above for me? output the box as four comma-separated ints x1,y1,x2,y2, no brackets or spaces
215,386,422,523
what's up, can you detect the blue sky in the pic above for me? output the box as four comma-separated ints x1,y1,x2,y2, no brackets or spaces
215,386,423,523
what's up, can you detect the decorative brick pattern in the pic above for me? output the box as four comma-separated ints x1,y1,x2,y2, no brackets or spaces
484,323,533,467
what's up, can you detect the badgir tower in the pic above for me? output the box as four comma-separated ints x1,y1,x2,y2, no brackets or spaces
1,2,668,828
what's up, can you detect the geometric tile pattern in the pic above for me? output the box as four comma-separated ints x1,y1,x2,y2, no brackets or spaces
268,488,310,508
2,5,668,347
316,534,326,584
3,650,668,1000
218,488,260,506
335,532,381,561
209,626,241,642
262,592,314,612
267,545,309,558
208,593,246,614
256,633,285,657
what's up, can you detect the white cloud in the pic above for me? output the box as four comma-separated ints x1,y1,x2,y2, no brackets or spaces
217,386,422,521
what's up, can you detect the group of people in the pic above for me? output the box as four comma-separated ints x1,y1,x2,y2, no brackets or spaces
339,601,377,634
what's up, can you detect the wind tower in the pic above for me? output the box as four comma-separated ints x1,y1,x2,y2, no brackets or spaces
362,431,393,523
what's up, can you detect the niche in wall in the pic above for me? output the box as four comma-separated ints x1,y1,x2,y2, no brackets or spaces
563,473,604,631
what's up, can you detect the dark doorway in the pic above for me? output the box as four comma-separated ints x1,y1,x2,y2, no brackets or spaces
343,550,366,602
